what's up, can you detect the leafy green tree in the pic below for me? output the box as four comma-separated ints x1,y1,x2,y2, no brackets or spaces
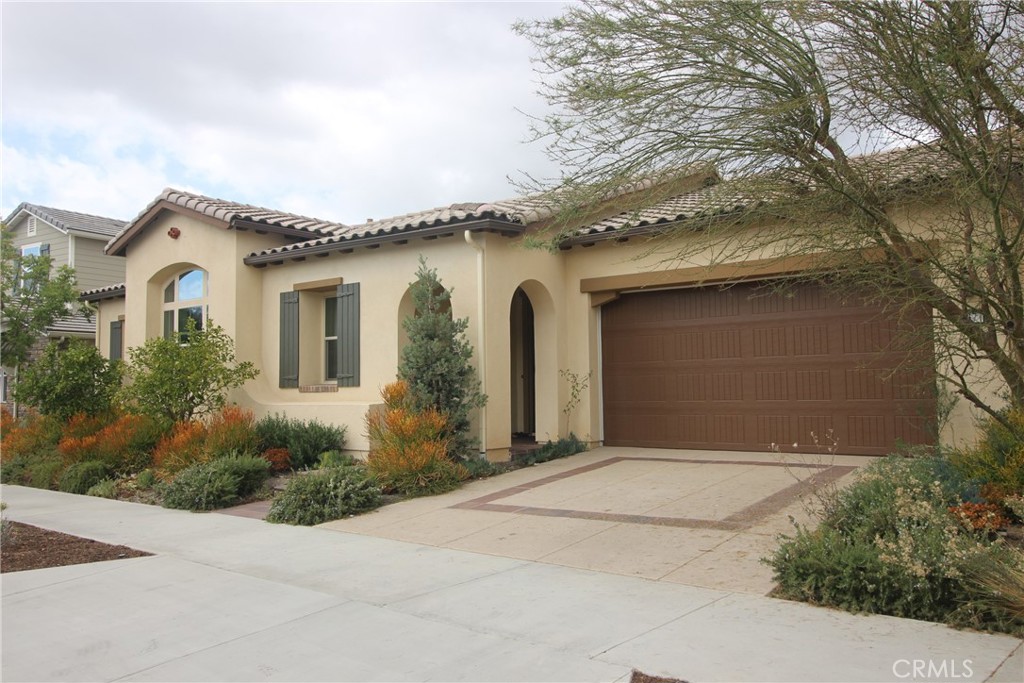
120,319,258,424
398,258,486,460
517,1,1024,427
14,338,123,420
1,224,81,403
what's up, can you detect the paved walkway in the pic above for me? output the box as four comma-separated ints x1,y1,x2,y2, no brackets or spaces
2,483,1021,682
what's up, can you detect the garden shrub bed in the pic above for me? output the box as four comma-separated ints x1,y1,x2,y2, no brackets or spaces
767,448,1024,636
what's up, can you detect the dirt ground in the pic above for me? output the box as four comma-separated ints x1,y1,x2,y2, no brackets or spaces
1,521,151,573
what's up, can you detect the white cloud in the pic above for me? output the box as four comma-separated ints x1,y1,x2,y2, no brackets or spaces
1,2,563,222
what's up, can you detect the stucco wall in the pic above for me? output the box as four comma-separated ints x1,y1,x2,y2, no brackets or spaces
99,199,1003,460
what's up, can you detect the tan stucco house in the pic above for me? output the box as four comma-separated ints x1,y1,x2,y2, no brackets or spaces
82,168,986,460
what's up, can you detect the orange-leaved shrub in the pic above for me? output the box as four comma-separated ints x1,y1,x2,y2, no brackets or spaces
261,447,292,473
366,380,467,496
1,411,63,461
204,406,259,458
153,420,208,474
57,412,163,473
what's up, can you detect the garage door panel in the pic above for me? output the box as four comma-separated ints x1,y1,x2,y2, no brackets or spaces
601,281,936,456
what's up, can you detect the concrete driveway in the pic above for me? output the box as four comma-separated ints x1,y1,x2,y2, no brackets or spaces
320,447,862,594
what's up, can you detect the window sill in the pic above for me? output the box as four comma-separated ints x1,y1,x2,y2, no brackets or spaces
299,384,339,394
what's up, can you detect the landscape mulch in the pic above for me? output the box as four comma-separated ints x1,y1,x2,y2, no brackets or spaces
1,521,151,573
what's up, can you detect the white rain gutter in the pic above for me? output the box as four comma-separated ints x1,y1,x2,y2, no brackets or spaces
464,230,487,457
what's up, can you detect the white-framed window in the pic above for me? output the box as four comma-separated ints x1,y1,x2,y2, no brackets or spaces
162,268,208,340
19,243,46,289
26,216,37,237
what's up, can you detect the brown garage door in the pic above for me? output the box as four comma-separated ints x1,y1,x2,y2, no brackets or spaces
601,281,936,456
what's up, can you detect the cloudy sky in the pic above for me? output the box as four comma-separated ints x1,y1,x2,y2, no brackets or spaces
1,2,566,225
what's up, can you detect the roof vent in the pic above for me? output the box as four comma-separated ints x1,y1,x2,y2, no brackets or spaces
366,218,374,223
27,216,37,236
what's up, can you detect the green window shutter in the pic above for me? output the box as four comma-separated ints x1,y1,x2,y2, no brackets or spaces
40,243,50,256
336,282,360,387
280,291,300,388
109,321,123,361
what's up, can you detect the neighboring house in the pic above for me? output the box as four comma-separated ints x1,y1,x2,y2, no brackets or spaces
82,166,987,460
2,203,127,404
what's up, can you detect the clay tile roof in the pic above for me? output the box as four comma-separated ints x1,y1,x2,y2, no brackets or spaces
79,282,126,302
568,181,760,241
244,194,555,261
106,188,350,255
567,140,968,243
4,203,126,238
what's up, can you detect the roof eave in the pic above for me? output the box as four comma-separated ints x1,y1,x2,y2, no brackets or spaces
80,285,127,303
243,218,526,267
106,199,231,256
229,217,333,240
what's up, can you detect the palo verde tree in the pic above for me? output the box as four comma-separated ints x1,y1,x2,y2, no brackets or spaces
517,1,1024,428
398,258,487,460
0,224,81,410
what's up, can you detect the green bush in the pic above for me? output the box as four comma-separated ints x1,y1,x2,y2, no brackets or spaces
161,464,240,511
292,420,346,469
59,461,111,495
161,455,270,511
119,320,258,424
136,468,157,489
767,455,1023,634
0,454,31,485
267,468,381,526
87,478,117,498
520,434,588,465
254,414,346,469
14,339,124,420
950,406,1024,499
215,455,271,498
317,450,357,469
254,413,294,450
30,459,65,490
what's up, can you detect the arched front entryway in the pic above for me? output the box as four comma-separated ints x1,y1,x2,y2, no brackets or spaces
510,287,536,439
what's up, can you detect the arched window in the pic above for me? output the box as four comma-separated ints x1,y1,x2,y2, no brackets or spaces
162,269,208,339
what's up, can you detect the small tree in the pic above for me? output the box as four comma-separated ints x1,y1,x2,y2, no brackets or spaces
398,258,486,460
120,319,258,425
15,338,123,420
1,224,81,409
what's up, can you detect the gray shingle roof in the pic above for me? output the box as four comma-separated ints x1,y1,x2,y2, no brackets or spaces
4,203,126,238
46,313,95,337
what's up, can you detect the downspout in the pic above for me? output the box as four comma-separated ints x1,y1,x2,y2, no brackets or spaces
464,230,487,458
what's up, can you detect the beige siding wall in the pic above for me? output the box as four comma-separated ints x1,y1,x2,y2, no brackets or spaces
73,235,126,291
8,214,69,270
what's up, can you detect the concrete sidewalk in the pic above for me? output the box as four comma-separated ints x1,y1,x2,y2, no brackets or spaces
2,484,1021,683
